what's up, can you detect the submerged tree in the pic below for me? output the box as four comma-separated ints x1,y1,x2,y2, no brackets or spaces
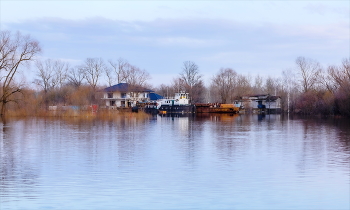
0,30,41,117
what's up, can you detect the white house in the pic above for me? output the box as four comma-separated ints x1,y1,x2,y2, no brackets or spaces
102,83,156,108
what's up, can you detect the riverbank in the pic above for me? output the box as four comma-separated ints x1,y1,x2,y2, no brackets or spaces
1,109,151,122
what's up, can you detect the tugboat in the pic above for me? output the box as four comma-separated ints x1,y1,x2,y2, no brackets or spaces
144,91,196,114
157,91,195,114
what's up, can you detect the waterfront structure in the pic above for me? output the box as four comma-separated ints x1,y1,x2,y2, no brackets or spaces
102,83,156,108
235,94,282,113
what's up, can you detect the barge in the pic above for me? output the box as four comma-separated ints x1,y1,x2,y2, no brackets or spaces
195,103,239,113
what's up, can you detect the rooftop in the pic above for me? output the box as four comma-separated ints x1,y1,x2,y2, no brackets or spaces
103,83,154,93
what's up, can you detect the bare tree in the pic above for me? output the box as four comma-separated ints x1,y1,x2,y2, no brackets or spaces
253,74,264,94
82,58,105,90
67,66,85,88
55,60,69,89
179,61,204,102
296,56,321,93
326,58,350,93
264,76,278,95
282,69,298,112
155,84,171,98
341,58,350,80
106,58,129,85
164,76,207,103
180,61,202,89
211,68,237,103
34,59,70,108
191,79,206,103
0,30,41,117
105,67,114,87
333,58,350,116
235,74,252,98
106,57,151,88
34,59,69,92
170,77,186,94
125,65,151,87
319,65,338,94
338,58,350,93
34,59,57,94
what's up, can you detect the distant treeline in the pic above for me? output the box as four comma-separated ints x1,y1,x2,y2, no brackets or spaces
1,30,349,117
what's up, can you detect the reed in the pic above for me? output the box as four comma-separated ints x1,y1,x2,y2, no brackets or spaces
3,107,152,122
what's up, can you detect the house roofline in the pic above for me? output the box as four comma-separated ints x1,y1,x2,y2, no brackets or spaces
103,83,154,93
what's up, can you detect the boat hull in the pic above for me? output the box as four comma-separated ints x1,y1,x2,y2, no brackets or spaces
158,105,196,114
195,103,239,113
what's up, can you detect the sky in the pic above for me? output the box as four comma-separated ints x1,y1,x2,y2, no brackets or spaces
1,0,349,87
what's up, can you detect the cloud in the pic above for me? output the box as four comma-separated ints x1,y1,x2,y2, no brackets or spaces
3,17,349,86
8,17,346,47
304,3,349,17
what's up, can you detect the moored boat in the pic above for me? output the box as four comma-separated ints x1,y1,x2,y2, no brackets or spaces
195,103,239,113
144,91,196,114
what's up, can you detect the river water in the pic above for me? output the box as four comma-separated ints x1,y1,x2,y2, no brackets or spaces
1,114,349,210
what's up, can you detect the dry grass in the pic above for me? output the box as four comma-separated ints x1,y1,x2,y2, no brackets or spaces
2,108,152,122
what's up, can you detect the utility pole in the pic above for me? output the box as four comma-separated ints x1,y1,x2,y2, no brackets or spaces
287,92,290,114
268,94,270,114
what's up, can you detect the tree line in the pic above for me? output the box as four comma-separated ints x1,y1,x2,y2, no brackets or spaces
1,30,349,117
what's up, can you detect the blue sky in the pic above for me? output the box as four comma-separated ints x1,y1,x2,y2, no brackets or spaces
1,0,349,87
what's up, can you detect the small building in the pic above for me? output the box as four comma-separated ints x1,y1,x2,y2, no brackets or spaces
102,83,157,108
235,94,281,113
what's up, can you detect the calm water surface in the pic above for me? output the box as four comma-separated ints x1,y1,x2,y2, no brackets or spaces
1,114,349,210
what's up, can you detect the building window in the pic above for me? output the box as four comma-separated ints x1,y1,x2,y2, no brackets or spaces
107,93,113,98
121,93,126,98
110,101,115,106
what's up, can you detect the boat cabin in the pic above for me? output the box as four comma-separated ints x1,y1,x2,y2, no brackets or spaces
156,91,190,109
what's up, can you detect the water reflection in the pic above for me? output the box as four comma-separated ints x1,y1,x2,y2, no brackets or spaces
1,120,41,202
0,115,349,209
